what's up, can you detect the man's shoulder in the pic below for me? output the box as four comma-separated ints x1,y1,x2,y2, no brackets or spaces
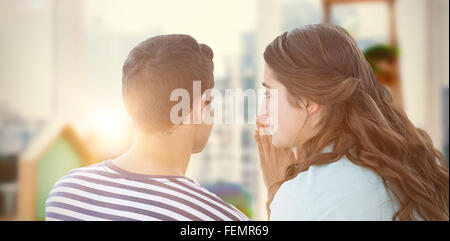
49,161,109,189
178,180,250,220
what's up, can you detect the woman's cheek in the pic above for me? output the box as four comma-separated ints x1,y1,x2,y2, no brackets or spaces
271,114,290,148
271,127,286,148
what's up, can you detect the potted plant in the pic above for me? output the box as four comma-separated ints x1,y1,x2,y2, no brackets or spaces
363,44,399,86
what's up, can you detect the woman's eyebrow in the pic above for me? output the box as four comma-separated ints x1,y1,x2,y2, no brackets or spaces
262,82,272,88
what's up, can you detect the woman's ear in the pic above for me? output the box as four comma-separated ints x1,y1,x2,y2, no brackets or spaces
304,100,320,116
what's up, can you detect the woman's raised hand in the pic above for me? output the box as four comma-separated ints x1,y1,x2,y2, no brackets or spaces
253,115,296,210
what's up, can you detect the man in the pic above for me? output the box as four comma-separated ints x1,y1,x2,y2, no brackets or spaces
45,34,249,221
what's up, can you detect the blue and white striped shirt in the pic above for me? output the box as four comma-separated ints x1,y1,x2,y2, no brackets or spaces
45,160,249,221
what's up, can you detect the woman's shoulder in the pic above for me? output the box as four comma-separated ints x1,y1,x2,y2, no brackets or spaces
283,156,384,192
270,156,396,220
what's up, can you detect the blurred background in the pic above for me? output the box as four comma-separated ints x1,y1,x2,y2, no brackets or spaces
0,0,448,221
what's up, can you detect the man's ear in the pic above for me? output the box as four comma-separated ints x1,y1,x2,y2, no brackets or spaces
190,95,202,125
191,93,210,124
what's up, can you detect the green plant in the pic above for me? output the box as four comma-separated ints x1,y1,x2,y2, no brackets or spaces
363,44,399,75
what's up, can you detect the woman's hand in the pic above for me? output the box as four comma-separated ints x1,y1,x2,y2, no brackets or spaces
253,116,297,213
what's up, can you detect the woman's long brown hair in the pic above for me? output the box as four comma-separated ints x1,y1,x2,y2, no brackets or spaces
264,23,449,221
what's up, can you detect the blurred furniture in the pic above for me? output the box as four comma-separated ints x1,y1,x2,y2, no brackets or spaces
17,122,98,220
0,155,17,183
0,155,17,219
322,0,403,109
0,182,17,219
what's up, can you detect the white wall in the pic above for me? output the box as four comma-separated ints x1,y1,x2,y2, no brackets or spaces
0,0,53,119
396,0,427,128
396,0,449,150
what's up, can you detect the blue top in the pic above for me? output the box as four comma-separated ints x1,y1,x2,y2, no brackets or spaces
270,147,398,221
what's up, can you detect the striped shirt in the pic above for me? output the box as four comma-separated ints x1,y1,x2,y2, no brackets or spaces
45,160,250,221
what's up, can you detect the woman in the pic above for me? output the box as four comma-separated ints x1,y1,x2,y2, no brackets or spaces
254,23,449,221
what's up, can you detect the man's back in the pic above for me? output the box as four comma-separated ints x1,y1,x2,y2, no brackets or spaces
45,160,249,221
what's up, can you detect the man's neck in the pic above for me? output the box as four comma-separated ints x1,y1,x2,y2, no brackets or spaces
112,127,194,177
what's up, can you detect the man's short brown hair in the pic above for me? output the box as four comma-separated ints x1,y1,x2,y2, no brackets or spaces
122,34,214,133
